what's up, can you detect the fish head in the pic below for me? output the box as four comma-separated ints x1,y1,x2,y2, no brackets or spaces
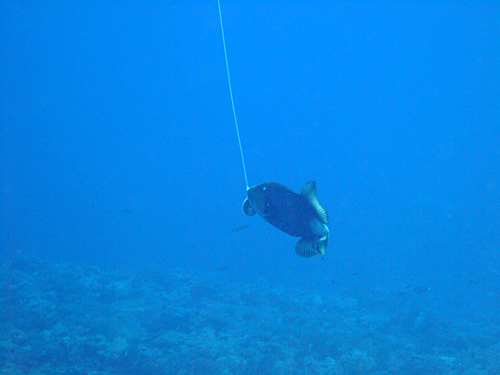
245,183,273,218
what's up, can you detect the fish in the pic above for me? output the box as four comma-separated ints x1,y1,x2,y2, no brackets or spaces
397,285,431,296
412,286,431,295
242,181,329,258
230,224,250,233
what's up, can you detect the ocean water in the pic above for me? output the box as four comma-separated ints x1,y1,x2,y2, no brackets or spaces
1,2,499,374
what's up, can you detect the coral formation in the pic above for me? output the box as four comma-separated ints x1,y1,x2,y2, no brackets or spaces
0,256,498,374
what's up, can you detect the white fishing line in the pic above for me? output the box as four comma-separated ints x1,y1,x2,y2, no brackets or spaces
217,0,249,190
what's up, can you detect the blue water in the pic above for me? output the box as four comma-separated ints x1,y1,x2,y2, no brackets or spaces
1,0,499,342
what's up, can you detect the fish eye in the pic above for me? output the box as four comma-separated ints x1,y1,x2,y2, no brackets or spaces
262,187,267,191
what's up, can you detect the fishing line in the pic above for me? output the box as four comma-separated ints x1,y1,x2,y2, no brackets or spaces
217,0,249,190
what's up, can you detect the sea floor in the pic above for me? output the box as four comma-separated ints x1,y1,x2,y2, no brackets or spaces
1,256,499,375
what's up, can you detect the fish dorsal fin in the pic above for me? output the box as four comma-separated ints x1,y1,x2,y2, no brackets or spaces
301,181,329,224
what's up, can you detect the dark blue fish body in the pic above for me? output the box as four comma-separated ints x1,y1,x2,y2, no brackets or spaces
243,181,329,258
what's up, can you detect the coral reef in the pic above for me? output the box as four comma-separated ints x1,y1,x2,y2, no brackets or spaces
1,256,499,374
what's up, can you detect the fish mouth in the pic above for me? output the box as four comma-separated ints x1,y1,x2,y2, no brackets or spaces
243,198,256,216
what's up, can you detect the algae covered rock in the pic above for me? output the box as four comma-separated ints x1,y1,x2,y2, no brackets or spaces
339,349,375,373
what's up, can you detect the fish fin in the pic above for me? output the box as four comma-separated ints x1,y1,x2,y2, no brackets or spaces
243,198,256,216
301,181,329,224
295,237,326,258
316,235,328,258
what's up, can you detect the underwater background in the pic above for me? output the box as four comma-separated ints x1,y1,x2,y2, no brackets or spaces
1,2,499,374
